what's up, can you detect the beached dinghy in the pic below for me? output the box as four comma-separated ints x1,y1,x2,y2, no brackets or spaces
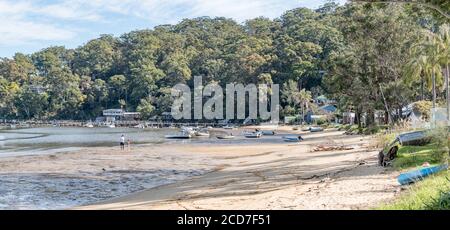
397,164,448,185
217,135,235,140
262,130,276,136
244,131,262,138
301,127,311,131
195,130,210,137
283,135,304,142
310,127,324,132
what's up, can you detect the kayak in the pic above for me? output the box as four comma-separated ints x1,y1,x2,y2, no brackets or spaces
397,164,448,185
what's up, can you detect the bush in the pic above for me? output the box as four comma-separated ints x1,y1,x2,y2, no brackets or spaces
413,100,433,121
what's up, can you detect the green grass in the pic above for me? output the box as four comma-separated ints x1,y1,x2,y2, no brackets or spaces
393,143,444,169
378,137,450,210
379,171,450,210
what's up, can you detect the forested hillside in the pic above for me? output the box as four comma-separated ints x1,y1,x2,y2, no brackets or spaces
0,1,448,126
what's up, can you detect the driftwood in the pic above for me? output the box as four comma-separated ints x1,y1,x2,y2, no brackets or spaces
313,145,355,152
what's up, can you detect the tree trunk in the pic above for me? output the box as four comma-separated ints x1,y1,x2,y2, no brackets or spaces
446,64,449,123
356,108,362,128
432,70,436,108
421,74,425,101
384,111,389,125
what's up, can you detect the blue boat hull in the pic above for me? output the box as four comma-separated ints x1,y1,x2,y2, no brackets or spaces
397,164,448,185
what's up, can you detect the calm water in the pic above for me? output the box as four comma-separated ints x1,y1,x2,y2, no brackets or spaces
0,127,286,157
0,126,288,209
0,127,175,157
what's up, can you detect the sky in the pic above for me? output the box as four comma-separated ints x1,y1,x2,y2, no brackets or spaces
0,0,347,58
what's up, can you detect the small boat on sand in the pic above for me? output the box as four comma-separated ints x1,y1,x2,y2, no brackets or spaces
283,135,304,142
195,130,210,137
217,135,235,140
244,131,262,138
262,130,276,136
397,164,448,185
310,127,324,132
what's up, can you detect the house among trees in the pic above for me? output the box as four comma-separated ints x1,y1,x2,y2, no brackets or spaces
101,109,140,122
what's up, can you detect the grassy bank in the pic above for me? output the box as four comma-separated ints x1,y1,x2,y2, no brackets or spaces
379,171,450,210
393,143,445,169
379,132,449,210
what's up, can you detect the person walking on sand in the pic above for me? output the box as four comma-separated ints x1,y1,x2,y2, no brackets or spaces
127,139,131,151
120,135,125,150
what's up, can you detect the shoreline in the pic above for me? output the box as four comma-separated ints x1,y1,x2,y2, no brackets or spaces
0,128,402,210
76,131,401,210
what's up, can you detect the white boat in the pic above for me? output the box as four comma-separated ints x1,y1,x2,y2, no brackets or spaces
244,131,262,138
283,135,304,142
310,127,324,132
108,124,116,128
85,123,94,128
195,131,210,137
165,131,192,139
134,124,146,129
301,127,311,131
223,125,234,129
217,135,235,140
262,130,276,136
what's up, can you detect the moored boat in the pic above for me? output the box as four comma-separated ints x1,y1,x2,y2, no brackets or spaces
165,131,192,139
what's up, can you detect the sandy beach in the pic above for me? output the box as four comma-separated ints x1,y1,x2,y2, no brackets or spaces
0,127,402,209
67,128,401,210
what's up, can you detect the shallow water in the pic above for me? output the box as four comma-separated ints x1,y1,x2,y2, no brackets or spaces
0,169,209,210
0,127,287,157
0,127,287,209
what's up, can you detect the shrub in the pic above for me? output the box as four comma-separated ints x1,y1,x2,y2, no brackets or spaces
413,100,433,121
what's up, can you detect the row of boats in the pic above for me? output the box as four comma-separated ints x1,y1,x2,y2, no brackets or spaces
165,127,212,139
165,126,322,142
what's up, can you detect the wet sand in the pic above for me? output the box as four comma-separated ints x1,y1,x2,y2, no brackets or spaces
71,129,401,210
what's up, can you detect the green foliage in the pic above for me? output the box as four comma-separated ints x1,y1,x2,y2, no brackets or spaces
394,144,442,169
136,97,155,120
413,100,433,120
394,127,448,169
0,3,447,121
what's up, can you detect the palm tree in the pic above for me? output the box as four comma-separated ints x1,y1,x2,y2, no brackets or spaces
404,28,446,108
282,80,312,124
299,89,312,124
404,54,431,100
434,25,450,120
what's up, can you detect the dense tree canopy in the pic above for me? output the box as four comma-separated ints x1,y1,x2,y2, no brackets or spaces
0,1,448,125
